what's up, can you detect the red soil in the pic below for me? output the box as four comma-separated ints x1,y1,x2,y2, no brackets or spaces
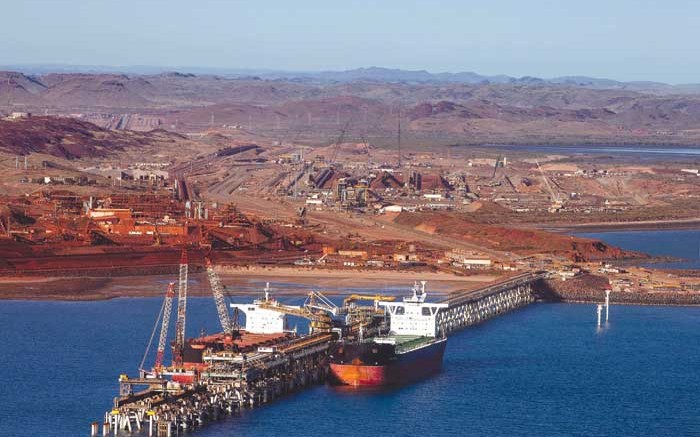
392,211,637,261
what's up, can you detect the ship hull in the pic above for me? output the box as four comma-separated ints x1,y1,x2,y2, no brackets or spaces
329,338,446,386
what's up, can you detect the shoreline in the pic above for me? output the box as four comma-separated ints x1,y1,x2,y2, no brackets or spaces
536,277,700,307
542,298,700,307
215,265,497,288
0,267,499,301
5,288,700,308
3,268,700,308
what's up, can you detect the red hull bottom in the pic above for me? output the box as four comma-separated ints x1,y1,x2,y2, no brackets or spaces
330,343,445,386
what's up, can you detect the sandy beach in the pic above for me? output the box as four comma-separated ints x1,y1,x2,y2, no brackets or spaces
0,266,499,301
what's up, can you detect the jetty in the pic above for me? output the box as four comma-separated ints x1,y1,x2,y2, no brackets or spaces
94,260,545,436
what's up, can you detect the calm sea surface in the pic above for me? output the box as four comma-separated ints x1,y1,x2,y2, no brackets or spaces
576,228,700,269
1,296,699,437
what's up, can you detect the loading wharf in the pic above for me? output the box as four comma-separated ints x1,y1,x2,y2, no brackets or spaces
100,332,332,437
94,263,545,437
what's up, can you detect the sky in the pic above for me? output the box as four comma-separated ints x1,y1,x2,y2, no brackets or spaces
1,0,698,83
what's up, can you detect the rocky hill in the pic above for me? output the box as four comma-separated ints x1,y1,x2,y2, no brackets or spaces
0,116,181,159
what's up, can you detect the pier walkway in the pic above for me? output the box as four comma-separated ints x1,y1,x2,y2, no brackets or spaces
437,272,545,334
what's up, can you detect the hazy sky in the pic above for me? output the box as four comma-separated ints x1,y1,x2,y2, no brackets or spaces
2,0,698,83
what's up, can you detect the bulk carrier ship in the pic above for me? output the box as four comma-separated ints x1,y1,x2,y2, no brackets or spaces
329,282,448,386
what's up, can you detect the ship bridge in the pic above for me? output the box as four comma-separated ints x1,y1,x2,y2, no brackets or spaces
379,281,447,338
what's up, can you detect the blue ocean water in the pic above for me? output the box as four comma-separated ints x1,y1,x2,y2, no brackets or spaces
576,229,700,269
1,299,699,437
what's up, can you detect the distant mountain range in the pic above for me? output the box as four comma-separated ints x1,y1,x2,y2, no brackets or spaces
3,64,700,92
4,66,700,146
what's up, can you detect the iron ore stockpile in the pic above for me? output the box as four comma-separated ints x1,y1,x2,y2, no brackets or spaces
93,252,544,436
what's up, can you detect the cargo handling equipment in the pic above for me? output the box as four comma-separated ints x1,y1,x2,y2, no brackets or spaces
93,249,389,437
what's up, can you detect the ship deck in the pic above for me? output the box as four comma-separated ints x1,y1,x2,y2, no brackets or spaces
189,330,293,348
372,335,443,353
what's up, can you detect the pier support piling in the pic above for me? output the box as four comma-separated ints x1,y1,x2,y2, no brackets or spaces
437,275,537,335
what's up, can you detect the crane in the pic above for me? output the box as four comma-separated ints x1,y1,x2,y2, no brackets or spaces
150,255,234,371
305,290,339,316
154,282,176,369
255,288,334,333
256,300,333,333
205,257,233,336
343,294,396,309
173,250,188,364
